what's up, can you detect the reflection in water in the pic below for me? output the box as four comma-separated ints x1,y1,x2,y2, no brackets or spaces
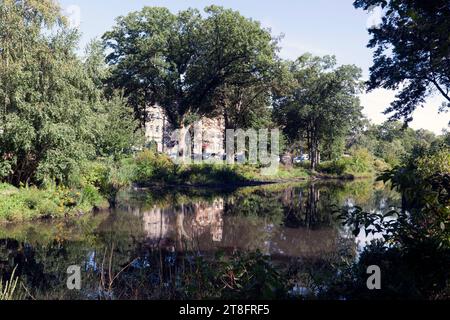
122,186,352,258
0,180,401,299
136,199,224,247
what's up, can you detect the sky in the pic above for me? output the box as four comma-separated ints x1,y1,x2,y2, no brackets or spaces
59,0,449,134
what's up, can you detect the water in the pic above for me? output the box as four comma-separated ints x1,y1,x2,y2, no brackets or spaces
0,180,400,300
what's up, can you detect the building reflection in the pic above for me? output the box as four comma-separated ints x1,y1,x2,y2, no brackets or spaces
137,199,225,246
124,191,347,259
192,199,224,242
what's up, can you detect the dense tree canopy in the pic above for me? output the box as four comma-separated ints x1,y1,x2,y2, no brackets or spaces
274,54,363,170
354,0,450,123
349,120,439,166
103,5,282,128
0,0,140,186
1,0,445,187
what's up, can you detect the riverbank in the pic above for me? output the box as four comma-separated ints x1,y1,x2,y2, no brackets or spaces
0,179,414,300
0,183,109,223
0,149,377,222
133,161,376,189
0,168,373,223
130,149,376,188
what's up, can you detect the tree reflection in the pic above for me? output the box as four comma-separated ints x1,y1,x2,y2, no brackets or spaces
0,180,403,300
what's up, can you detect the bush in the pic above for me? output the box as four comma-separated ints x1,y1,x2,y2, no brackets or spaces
71,161,110,189
69,158,136,206
318,160,346,175
79,185,105,210
133,149,177,185
319,149,374,176
347,148,375,174
416,148,450,178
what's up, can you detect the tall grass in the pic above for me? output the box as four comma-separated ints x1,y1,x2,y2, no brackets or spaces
0,266,21,300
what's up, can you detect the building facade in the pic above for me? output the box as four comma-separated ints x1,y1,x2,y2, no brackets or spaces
144,105,167,153
145,105,225,156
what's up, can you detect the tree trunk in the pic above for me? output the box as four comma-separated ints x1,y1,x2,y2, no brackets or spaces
309,135,319,171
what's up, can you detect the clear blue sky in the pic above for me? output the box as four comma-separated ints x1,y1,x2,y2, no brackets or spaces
59,0,449,134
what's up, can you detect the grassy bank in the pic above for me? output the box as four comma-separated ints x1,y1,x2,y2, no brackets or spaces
130,149,376,187
0,183,108,223
0,149,379,222
127,149,312,187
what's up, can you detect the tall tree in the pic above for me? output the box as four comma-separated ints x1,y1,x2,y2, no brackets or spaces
213,60,293,132
0,1,140,185
103,5,281,129
354,0,450,123
83,40,143,159
274,54,363,170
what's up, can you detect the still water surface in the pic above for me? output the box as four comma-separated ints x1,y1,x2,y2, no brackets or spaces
0,180,400,299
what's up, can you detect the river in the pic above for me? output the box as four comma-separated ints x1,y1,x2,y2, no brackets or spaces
0,179,401,299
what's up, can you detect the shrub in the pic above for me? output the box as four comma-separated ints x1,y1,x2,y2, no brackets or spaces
69,158,135,206
133,149,177,185
71,161,110,189
416,148,450,178
319,149,374,176
79,185,105,210
0,186,62,221
347,148,374,174
318,160,346,175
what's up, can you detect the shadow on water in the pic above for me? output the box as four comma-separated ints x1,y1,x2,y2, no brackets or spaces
0,179,421,300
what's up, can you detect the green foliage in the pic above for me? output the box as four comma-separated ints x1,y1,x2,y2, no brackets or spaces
130,150,310,186
319,149,374,176
83,41,144,159
349,121,439,167
182,251,288,300
0,1,141,187
103,5,281,128
274,54,364,170
380,145,449,247
0,184,106,222
332,144,450,299
94,94,144,159
354,0,450,122
73,158,136,206
373,158,391,172
133,149,177,185
176,164,248,186
318,239,450,300
341,144,450,250
416,148,450,178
